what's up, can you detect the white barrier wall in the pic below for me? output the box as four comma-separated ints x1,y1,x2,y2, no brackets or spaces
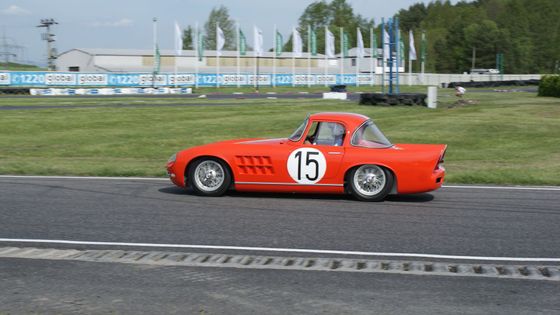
2,70,541,88
30,87,193,96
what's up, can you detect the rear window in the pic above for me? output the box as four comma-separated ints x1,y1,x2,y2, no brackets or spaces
351,120,392,148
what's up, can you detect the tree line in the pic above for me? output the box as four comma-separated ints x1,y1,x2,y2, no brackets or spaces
181,0,560,74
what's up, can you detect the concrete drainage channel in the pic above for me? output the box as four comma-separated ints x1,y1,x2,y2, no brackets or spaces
1,247,559,281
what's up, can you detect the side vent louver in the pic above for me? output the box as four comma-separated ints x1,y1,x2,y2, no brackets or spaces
235,155,274,175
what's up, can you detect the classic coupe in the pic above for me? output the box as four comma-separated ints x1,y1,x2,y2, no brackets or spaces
166,112,446,201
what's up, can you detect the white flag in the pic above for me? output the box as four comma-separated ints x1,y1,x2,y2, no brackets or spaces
216,25,225,56
292,28,303,57
383,28,390,60
409,30,417,61
357,28,364,58
174,21,183,56
325,28,335,58
254,26,263,57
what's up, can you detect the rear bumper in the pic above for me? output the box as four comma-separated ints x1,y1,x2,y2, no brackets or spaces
431,167,446,190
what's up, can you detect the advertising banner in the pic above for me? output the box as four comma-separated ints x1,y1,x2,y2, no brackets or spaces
1,71,375,88
0,72,11,85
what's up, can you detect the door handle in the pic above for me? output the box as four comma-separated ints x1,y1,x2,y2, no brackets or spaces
328,152,342,155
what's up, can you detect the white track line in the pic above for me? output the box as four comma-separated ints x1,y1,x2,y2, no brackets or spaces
1,175,559,191
1,238,559,262
443,185,560,191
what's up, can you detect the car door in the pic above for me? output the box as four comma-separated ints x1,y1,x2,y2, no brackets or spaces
285,121,346,184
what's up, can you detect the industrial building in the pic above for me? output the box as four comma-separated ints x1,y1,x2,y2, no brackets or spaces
56,48,403,74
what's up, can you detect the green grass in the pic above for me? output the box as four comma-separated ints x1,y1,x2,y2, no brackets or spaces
0,89,559,185
0,62,45,71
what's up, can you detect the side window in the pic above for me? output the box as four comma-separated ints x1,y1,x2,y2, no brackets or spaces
304,122,319,144
312,122,346,146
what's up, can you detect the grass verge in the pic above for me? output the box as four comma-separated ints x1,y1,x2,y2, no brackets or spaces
0,89,558,185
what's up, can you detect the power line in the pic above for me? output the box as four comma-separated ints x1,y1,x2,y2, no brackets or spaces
0,27,25,64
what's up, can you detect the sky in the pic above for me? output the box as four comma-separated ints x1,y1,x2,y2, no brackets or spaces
0,0,459,65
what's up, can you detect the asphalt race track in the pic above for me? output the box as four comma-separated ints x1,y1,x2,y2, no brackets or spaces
0,88,539,111
1,176,559,314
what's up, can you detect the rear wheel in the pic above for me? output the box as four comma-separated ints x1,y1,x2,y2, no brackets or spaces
348,165,393,201
188,158,231,197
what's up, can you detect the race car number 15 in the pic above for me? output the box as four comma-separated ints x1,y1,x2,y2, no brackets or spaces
287,148,327,184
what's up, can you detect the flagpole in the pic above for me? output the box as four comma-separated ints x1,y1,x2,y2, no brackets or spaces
324,26,328,88
408,29,417,86
174,55,179,88
408,40,412,88
254,25,257,90
236,22,240,89
195,22,199,89
273,25,276,88
421,31,425,85
381,18,385,94
339,27,343,85
370,27,374,87
152,17,157,89
292,27,295,88
216,22,220,88
307,25,311,88
356,27,360,88
174,22,178,88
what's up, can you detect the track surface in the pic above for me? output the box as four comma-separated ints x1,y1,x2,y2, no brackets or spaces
1,176,559,314
0,88,538,110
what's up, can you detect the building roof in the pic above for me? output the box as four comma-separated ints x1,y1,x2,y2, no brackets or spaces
59,48,329,59
59,47,388,59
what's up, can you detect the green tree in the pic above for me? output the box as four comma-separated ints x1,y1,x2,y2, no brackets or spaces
397,3,428,31
496,0,532,73
294,0,374,54
204,5,235,51
524,0,560,72
182,25,194,50
464,20,508,70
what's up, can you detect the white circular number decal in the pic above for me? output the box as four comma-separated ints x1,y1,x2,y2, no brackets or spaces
287,148,327,184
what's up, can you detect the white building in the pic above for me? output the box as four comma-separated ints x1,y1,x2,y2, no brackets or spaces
56,48,404,74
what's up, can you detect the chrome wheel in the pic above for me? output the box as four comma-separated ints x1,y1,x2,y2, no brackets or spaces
193,160,225,192
352,165,387,197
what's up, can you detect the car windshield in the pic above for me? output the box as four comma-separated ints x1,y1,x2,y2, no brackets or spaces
351,120,392,148
288,117,308,141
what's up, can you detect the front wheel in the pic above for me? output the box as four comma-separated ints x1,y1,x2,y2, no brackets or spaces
187,158,232,197
348,165,393,201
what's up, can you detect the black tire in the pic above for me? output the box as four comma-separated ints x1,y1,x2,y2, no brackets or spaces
187,157,232,197
347,165,394,201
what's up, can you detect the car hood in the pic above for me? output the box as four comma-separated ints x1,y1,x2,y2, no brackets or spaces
238,138,288,145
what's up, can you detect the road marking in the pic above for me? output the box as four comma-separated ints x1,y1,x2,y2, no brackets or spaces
1,238,560,262
1,175,559,191
443,185,560,191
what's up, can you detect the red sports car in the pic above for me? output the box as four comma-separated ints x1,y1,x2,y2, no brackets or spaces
167,112,446,201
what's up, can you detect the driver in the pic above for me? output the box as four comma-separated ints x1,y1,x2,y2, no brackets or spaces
331,123,345,146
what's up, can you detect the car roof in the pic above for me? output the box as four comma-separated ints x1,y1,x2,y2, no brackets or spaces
309,112,369,129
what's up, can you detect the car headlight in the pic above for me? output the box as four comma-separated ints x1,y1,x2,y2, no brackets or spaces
167,153,177,164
